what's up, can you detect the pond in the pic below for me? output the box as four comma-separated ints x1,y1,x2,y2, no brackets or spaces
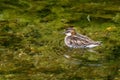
0,0,120,80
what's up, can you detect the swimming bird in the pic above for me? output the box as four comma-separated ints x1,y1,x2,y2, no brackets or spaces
64,27,101,49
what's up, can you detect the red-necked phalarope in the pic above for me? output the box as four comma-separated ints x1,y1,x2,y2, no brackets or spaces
64,27,101,49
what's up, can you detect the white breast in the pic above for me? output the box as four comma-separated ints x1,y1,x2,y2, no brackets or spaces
64,36,72,48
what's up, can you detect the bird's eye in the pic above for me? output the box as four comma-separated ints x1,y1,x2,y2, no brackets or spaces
66,31,70,33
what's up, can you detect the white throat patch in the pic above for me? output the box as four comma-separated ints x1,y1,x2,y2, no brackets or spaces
66,33,72,36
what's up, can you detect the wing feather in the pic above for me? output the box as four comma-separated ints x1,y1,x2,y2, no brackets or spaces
68,35,95,48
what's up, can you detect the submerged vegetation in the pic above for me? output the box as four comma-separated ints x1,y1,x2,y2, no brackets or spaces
0,0,120,80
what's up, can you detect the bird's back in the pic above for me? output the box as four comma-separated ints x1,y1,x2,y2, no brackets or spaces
65,33,101,48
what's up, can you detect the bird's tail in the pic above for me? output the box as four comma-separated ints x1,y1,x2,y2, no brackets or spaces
96,41,102,45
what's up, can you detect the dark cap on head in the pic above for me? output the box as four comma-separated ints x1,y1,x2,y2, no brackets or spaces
65,26,74,30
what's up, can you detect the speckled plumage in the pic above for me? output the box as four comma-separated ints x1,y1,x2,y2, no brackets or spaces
64,28,101,48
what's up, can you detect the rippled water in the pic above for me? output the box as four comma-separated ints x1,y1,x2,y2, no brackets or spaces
0,0,120,80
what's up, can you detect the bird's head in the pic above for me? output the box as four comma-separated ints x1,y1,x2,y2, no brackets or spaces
64,27,76,36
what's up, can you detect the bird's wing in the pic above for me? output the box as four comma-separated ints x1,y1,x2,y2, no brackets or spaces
68,35,94,48
76,33,94,42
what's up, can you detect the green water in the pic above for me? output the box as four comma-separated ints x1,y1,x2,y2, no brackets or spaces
0,0,120,80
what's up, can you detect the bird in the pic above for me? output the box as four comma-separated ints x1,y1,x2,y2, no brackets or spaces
64,27,101,49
